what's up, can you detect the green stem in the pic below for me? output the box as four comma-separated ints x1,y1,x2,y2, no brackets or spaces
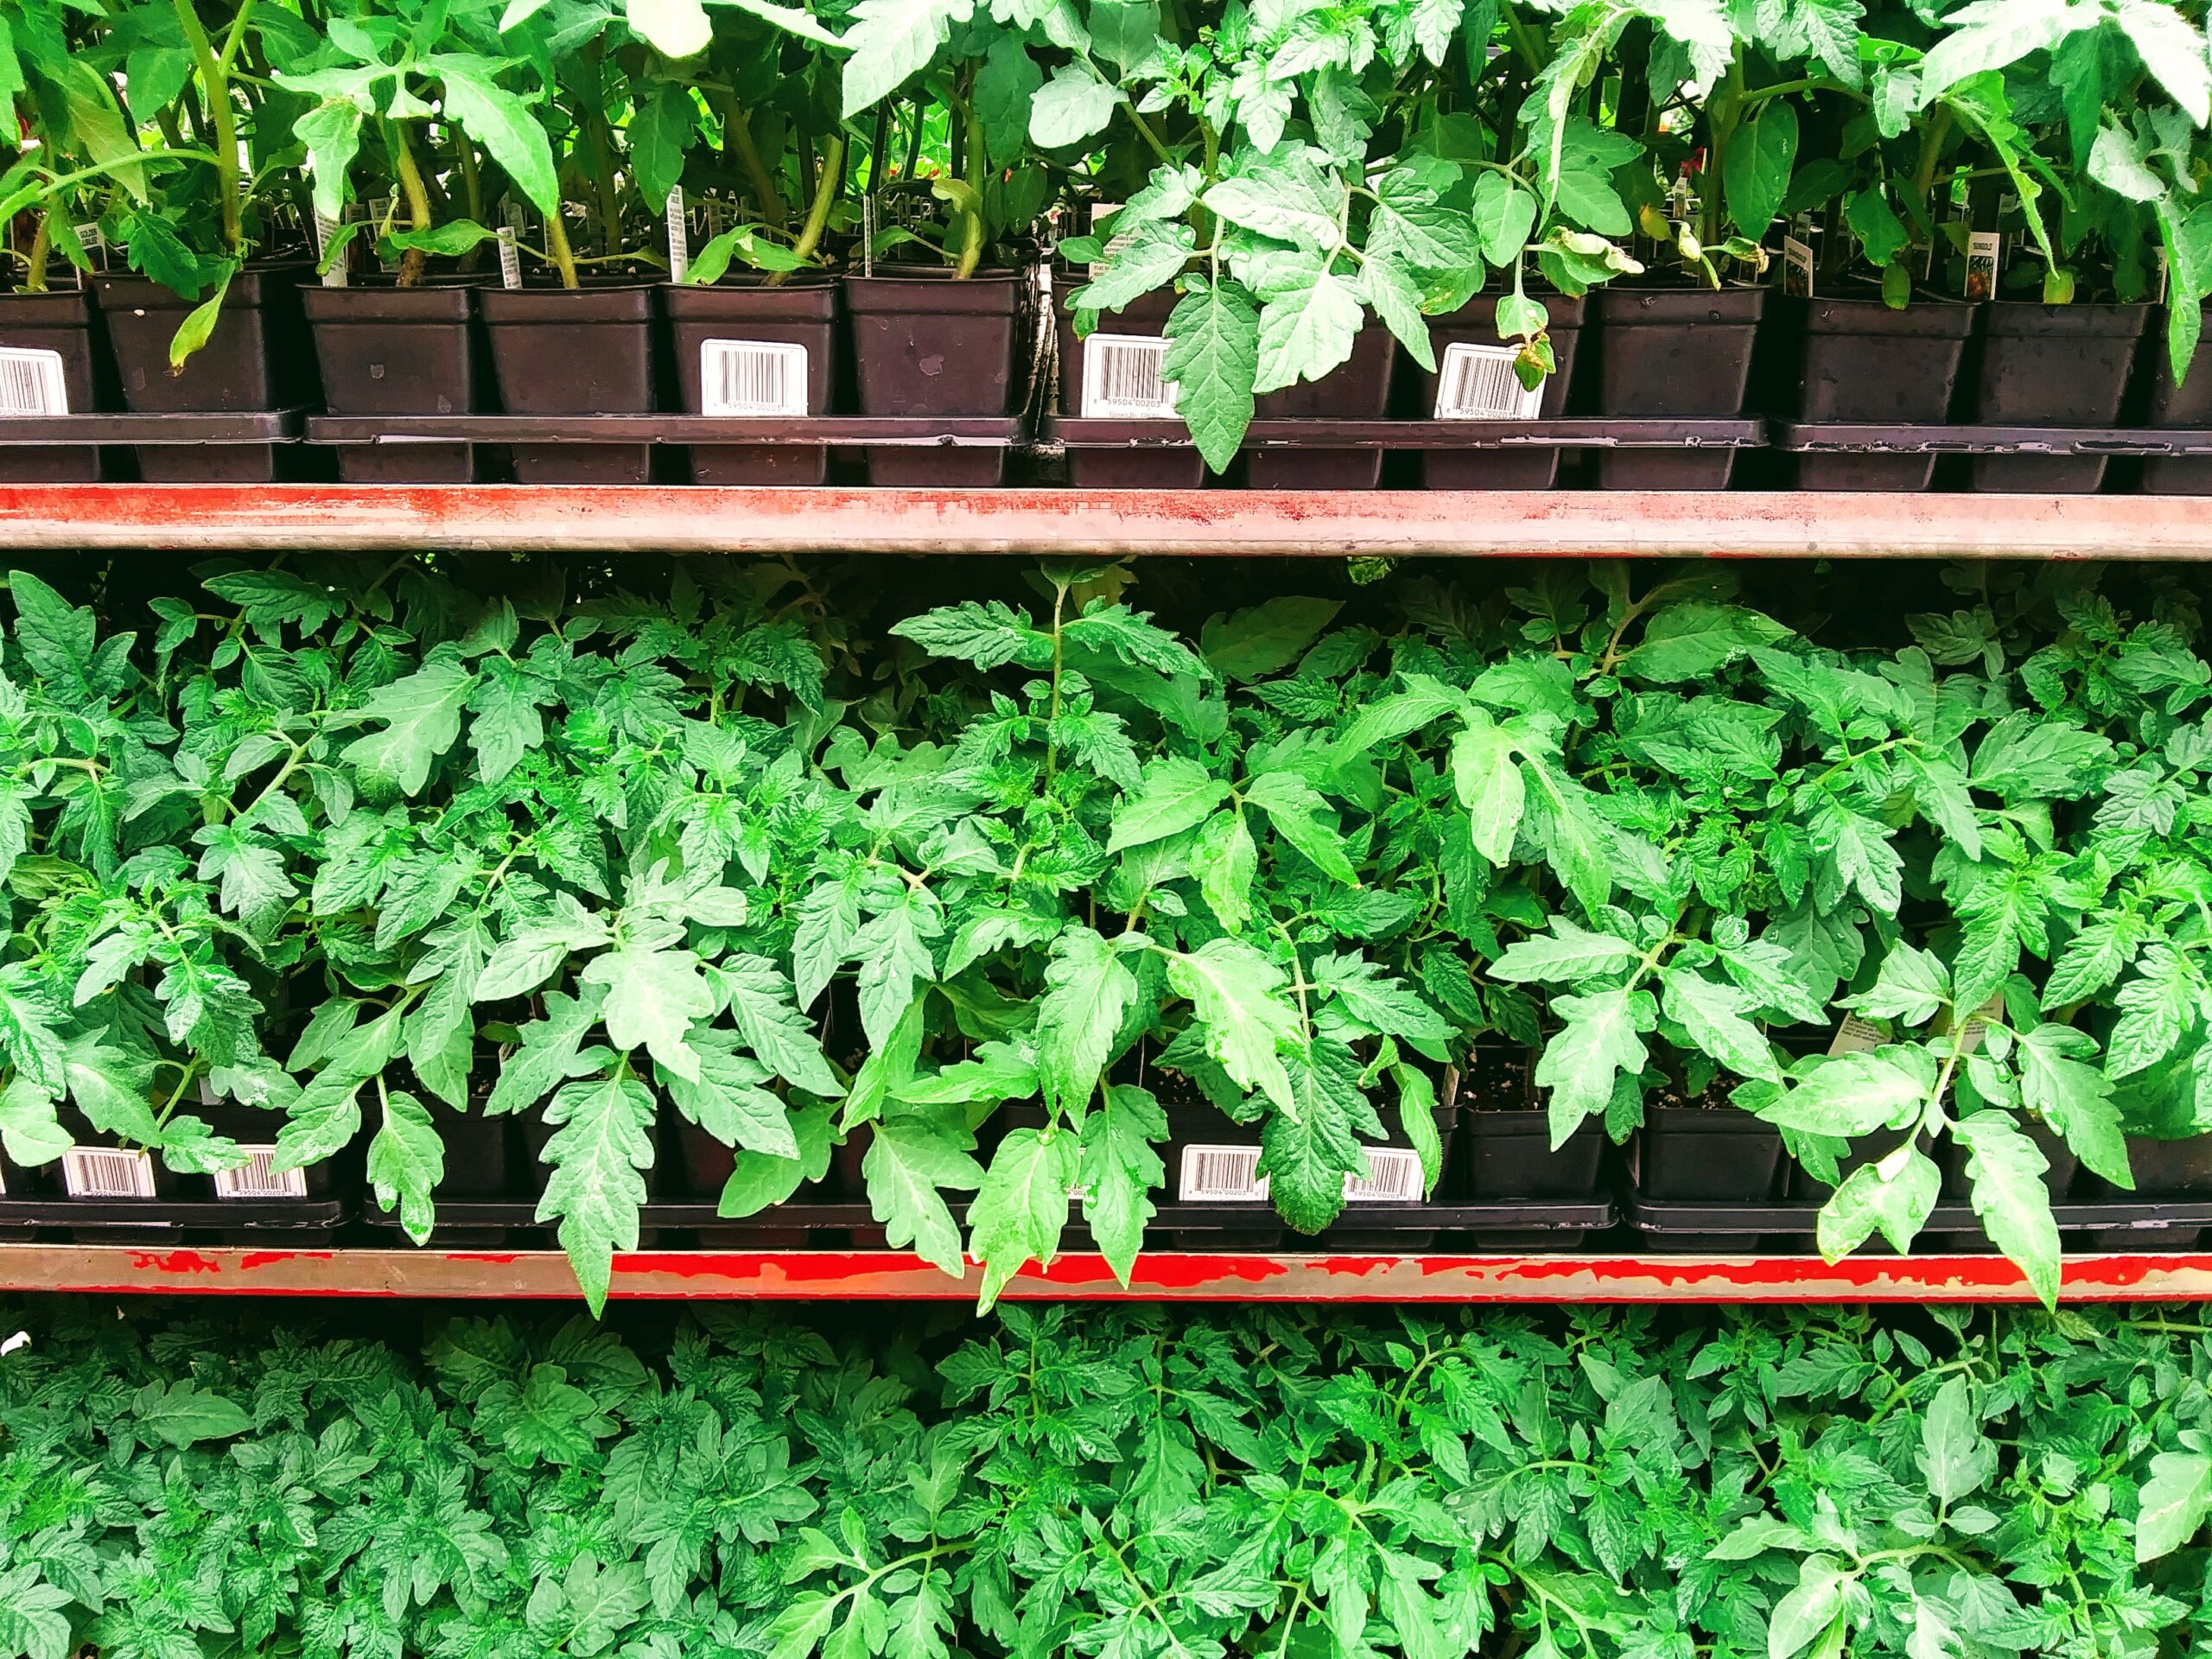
772,131,845,281
24,214,51,293
716,95,788,231
172,0,244,255
545,204,580,289
387,119,433,288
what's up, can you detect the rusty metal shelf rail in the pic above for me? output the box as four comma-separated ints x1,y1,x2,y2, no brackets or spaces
3,484,2209,558
4,1244,2212,1301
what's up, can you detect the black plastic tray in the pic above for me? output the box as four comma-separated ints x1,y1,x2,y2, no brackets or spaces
1052,416,1769,451
1771,422,2212,456
0,410,303,444
0,1195,347,1241
304,415,1026,448
1630,1191,2212,1237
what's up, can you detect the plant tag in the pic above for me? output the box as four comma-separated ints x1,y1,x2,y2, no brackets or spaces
1953,995,2006,1057
498,207,524,289
1180,1144,1267,1201
0,347,70,417
1829,1014,1888,1056
1080,334,1175,417
214,1147,308,1201
665,186,689,285
1343,1148,1424,1204
700,340,810,416
1965,230,2001,302
1089,201,1132,276
2153,248,2170,306
313,207,347,288
862,194,875,278
1433,342,1542,420
1783,234,1815,298
62,1147,156,1198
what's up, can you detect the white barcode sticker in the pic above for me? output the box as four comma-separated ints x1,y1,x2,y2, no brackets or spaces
0,348,69,417
665,186,689,286
1180,1144,1267,1202
1433,342,1543,420
1343,1147,1425,1204
62,1147,155,1198
701,340,810,416
213,1146,308,1200
1830,1014,1888,1056
1080,334,1176,418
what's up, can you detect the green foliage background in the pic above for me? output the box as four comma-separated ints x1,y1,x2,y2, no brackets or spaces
5,1299,2212,1659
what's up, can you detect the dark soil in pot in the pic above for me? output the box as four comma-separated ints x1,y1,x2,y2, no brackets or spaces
1593,284,1766,489
303,281,485,484
1967,301,2152,493
0,288,108,481
1055,286,1202,488
667,276,842,486
2140,305,2212,496
1246,325,1395,490
480,283,659,484
93,264,319,482
846,268,1021,486
1419,292,1585,489
1787,294,1978,490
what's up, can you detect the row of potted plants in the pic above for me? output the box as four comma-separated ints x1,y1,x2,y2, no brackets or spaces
2,0,2207,481
3,552,2211,1308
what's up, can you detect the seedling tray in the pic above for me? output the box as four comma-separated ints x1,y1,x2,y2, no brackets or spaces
304,415,1027,448
1771,422,2212,456
1630,1191,2212,1245
0,410,304,444
0,1195,347,1243
1052,416,1769,451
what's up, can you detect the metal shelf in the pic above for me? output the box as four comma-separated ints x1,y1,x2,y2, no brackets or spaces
3,1244,2209,1300
1,484,2206,558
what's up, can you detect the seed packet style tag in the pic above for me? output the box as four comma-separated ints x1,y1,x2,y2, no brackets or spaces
498,207,524,289
1829,1014,1889,1056
665,187,689,286
1783,234,1815,298
1965,229,2002,302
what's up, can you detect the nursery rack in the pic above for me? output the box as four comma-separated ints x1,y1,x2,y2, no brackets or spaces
3,485,2210,559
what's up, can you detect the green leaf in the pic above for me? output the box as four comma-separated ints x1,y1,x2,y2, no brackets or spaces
1622,602,1791,683
890,600,1051,670
1535,988,1652,1147
2017,1024,2131,1188
627,0,712,58
133,1380,253,1447
1764,1048,1933,1137
1243,770,1357,884
1918,1375,1995,1503
861,1117,983,1276
839,0,976,115
2137,1451,2212,1562
1955,1112,2061,1307
580,942,715,1083
1038,926,1138,1114
1199,598,1343,681
1080,1082,1166,1282
1028,63,1122,148
1451,716,1525,868
1661,969,1781,1084
1492,919,1639,984
1107,757,1230,854
1162,275,1260,473
367,1089,445,1243
663,1030,797,1159
1722,101,1797,238
852,888,940,1051
1816,1148,1939,1259
716,955,842,1096
429,59,560,215
1166,939,1301,1114
1251,256,1365,397
1260,1051,1363,1232
340,648,474,797
966,1126,1078,1310
534,1075,658,1313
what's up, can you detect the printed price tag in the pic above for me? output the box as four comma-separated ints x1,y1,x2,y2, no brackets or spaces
0,347,70,417
214,1147,308,1201
665,186,690,286
1433,342,1543,420
700,340,810,416
62,1147,156,1198
1080,334,1176,417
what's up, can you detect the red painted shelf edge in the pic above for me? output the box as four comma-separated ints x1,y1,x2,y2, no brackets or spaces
3,1245,2211,1301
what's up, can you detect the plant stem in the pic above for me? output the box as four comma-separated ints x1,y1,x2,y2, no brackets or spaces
772,132,844,283
455,133,485,272
715,94,788,231
24,214,50,293
387,120,432,287
545,204,580,289
172,0,244,255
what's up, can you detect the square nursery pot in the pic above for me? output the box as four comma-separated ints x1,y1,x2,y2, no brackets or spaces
1247,325,1395,490
194,1102,345,1245
2087,1133,2212,1252
49,1104,186,1238
1637,1106,1785,1253
0,287,106,480
1055,286,1204,488
1319,1097,1464,1249
1463,1105,1605,1249
480,283,659,484
417,1096,521,1245
1967,301,2152,493
667,276,841,486
1160,1099,1284,1249
93,264,318,482
845,269,1021,486
1593,284,1767,489
1420,292,1585,488
303,281,485,483
1789,295,1978,490
661,1112,822,1247
1921,1116,2078,1252
2141,304,2212,496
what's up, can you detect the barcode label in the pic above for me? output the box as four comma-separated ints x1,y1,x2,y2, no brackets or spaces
214,1147,308,1201
1433,343,1543,420
1344,1147,1425,1203
665,186,689,285
0,348,69,417
701,340,809,416
62,1147,155,1198
1080,334,1176,418
1830,1014,1888,1056
1180,1144,1267,1201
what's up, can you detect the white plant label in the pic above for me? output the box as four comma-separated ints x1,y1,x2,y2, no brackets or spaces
314,208,347,287
499,206,524,289
1180,1144,1267,1201
214,1147,308,1201
1089,201,1132,276
62,1147,156,1199
0,348,69,417
1343,1148,1425,1203
1783,234,1815,298
1829,1014,1889,1056
700,340,810,416
1433,342,1543,420
1080,334,1176,418
665,186,689,286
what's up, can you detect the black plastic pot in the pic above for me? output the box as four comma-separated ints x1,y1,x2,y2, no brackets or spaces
1464,1108,1605,1248
1640,1108,1785,1199
302,282,484,483
845,269,1021,486
1967,302,2152,493
2141,304,2212,496
50,1104,187,1232
1320,1098,1463,1249
93,264,318,481
2087,1133,2212,1251
1419,292,1585,488
1160,1101,1282,1249
480,283,658,484
0,288,105,481
1055,286,1202,488
662,1113,821,1247
666,276,841,486
1248,326,1395,490
1594,285,1766,488
196,1103,340,1200
1789,296,1978,489
1918,1116,2078,1250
